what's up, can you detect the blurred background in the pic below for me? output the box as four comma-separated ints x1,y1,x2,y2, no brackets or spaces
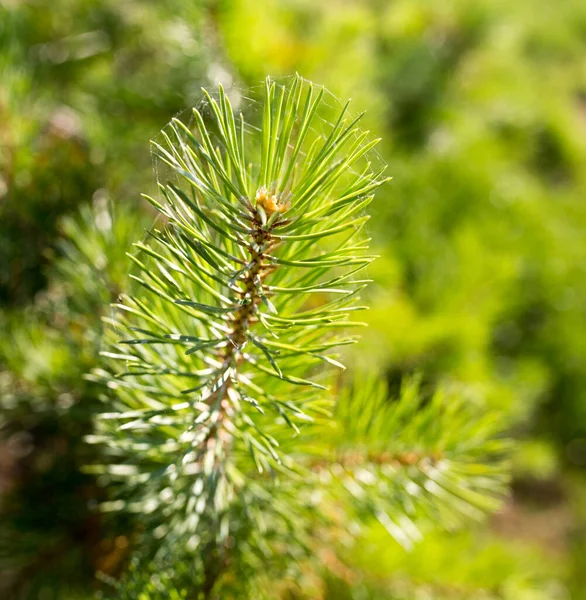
1,0,586,598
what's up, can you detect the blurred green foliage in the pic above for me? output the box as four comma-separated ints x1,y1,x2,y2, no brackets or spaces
1,0,586,598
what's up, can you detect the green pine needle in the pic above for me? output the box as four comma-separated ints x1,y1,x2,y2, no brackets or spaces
91,75,388,543
88,77,508,597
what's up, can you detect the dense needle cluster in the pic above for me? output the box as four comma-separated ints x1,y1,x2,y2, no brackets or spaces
90,75,387,527
89,76,508,598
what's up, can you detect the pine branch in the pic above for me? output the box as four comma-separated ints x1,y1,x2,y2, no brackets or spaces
303,374,511,550
88,75,388,563
93,372,510,597
86,77,509,597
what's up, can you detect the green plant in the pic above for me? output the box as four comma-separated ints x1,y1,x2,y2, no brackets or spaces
88,76,508,598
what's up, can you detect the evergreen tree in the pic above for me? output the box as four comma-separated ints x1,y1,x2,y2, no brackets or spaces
88,76,508,598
